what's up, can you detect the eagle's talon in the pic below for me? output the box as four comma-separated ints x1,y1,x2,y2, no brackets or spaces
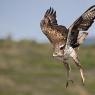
69,79,74,83
82,79,85,86
66,79,74,88
66,81,69,88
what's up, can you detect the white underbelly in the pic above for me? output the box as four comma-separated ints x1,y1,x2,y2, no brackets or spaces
53,45,77,61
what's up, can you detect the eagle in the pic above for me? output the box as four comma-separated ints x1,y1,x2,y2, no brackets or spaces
40,5,95,87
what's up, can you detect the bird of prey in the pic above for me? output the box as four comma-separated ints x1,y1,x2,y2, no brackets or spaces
40,5,95,87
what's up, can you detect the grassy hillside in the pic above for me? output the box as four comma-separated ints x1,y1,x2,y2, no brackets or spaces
0,39,95,95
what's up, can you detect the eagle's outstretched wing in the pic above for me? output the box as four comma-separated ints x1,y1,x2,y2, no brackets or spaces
67,5,95,47
40,7,68,45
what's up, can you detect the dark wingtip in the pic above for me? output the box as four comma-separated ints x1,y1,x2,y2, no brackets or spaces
88,5,95,11
46,7,55,15
53,11,56,16
49,7,52,12
50,8,54,15
91,5,95,8
45,7,51,17
44,7,56,17
49,6,52,9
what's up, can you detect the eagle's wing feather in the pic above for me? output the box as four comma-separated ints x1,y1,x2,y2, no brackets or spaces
40,7,68,45
44,7,58,25
67,5,95,47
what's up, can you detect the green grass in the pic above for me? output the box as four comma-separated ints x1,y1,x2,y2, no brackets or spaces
0,39,95,95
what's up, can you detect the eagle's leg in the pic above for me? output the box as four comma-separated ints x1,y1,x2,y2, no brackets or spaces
63,60,73,88
69,48,85,85
73,56,85,85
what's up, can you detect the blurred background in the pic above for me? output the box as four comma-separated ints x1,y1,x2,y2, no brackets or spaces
0,0,95,95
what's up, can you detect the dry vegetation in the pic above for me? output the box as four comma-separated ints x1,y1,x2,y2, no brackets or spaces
0,39,95,95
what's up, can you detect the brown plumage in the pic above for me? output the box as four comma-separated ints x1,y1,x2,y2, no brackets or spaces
67,5,95,48
40,5,95,87
40,7,68,46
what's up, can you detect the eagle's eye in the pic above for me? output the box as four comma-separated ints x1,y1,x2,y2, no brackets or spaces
60,45,65,50
60,46,64,50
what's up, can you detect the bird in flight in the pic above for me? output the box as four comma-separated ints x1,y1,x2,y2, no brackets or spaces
40,5,95,87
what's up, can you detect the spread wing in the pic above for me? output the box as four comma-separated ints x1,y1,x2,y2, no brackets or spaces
40,7,68,45
67,5,95,47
